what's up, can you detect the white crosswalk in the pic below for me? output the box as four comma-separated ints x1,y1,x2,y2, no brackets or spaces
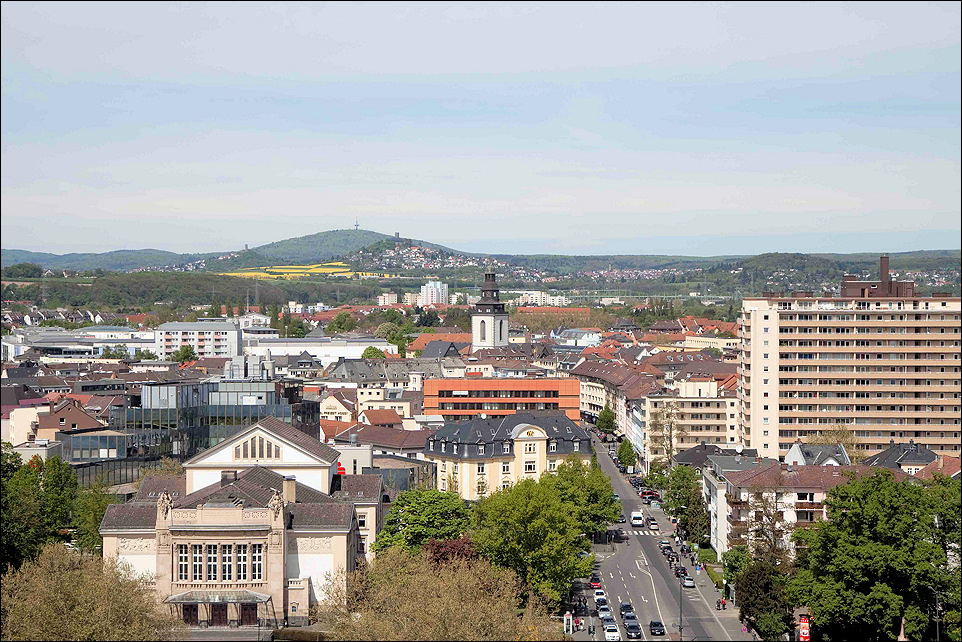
628,529,660,536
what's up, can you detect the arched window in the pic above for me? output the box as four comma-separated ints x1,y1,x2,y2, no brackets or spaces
499,320,505,341
479,320,486,341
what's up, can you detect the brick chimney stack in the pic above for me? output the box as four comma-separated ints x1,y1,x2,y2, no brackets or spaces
880,255,890,284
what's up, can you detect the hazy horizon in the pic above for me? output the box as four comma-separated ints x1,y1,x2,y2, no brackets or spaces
3,3,960,255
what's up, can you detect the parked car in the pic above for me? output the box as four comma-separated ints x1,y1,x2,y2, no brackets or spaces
598,605,613,618
615,528,627,541
618,513,627,523
683,576,696,588
590,574,602,588
612,493,621,502
648,519,660,531
625,622,643,639
619,602,634,616
604,623,621,642
649,620,667,636
594,589,607,600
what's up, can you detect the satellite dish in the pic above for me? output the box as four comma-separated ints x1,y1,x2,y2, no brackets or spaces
735,444,744,454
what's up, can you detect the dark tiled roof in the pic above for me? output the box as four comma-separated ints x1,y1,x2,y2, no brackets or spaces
428,412,589,460
175,467,334,508
863,440,939,470
286,502,355,530
791,444,851,466
332,474,383,502
134,474,187,502
100,503,158,531
673,444,759,468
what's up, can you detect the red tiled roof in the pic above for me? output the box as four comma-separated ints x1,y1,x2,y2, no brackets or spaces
359,409,404,426
407,333,472,352
915,455,961,480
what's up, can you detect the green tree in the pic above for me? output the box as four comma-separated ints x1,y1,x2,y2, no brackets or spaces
472,478,592,603
373,489,471,554
617,440,637,468
737,559,793,640
1,451,44,574
73,477,119,555
596,404,616,434
134,348,158,361
2,263,44,279
170,344,197,363
542,457,620,540
375,322,400,339
362,346,387,359
722,545,751,586
664,464,701,520
100,344,130,360
39,456,79,536
788,469,960,642
0,542,181,640
327,311,357,334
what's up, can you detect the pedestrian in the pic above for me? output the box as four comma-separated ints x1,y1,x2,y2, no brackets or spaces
722,598,726,609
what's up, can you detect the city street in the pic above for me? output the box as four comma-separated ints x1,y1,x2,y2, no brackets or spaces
569,436,753,642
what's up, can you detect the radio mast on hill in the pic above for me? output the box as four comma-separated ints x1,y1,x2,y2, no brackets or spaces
354,217,359,231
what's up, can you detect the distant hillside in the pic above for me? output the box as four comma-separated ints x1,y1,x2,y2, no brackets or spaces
252,229,393,263
0,248,188,271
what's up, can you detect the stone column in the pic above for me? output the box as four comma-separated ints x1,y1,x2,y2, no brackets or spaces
155,491,174,602
267,490,287,627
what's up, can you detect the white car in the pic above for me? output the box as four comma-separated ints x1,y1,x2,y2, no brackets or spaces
604,623,621,641
594,589,607,600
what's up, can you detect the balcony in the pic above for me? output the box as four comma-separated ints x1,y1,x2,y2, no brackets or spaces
795,501,823,510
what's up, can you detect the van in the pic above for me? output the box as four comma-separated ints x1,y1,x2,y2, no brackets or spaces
630,511,645,527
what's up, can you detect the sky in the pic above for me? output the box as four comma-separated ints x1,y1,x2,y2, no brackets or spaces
2,2,960,256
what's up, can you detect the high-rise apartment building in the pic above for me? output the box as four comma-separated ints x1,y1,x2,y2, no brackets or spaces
419,280,449,306
738,256,961,461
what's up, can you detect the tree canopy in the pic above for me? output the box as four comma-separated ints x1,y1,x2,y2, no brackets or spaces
617,439,637,468
541,457,620,538
788,469,961,642
326,311,357,334
362,346,386,359
595,404,616,434
170,344,197,363
373,489,471,554
472,478,593,603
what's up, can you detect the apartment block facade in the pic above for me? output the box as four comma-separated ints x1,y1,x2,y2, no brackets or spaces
156,322,243,359
738,257,961,461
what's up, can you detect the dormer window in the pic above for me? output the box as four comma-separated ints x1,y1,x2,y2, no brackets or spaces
573,440,580,452
503,442,510,454
549,441,557,453
477,444,484,456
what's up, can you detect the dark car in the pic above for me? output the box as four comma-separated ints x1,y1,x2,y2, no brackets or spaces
649,620,666,636
619,602,634,616
615,528,627,541
625,622,643,639
618,513,627,523
675,566,687,578
662,546,674,556
590,574,602,588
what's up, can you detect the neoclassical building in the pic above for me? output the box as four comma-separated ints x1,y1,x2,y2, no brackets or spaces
100,417,387,628
423,412,592,500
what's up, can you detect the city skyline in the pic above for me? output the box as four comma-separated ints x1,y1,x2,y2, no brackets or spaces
2,2,960,255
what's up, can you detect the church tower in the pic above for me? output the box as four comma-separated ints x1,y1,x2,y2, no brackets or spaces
472,271,509,352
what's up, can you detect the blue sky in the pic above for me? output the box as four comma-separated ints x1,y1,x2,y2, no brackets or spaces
2,2,960,255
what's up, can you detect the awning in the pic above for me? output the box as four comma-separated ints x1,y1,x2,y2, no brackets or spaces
164,590,271,604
